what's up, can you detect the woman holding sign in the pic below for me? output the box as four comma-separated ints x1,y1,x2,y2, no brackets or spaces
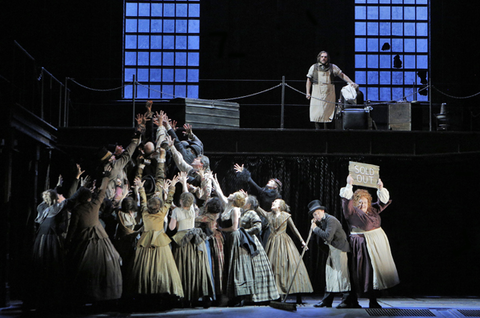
339,175,399,309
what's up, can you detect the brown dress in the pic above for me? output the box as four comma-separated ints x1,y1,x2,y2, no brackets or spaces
264,211,313,295
66,182,123,302
128,186,183,297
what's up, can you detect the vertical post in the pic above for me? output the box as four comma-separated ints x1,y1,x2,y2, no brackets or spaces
40,68,44,120
132,74,136,128
281,76,285,129
428,0,432,131
63,77,68,128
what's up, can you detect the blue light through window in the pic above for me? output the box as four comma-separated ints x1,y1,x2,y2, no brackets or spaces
123,0,200,99
355,0,429,102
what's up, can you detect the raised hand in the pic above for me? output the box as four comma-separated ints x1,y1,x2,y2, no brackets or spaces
233,163,244,173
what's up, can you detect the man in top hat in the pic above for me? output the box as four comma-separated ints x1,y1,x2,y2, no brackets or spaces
308,199,360,308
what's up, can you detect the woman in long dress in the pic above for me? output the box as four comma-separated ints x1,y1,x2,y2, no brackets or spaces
169,172,214,307
340,175,399,308
216,190,255,306
258,199,313,302
27,174,81,310
66,169,123,304
195,196,225,303
240,195,280,303
128,175,183,299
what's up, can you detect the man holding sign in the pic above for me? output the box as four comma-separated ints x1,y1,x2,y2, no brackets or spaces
339,170,399,309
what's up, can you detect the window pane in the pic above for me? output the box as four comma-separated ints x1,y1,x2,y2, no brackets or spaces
151,19,162,32
139,19,150,32
417,22,427,36
380,22,391,35
138,52,149,65
356,38,367,52
367,6,378,19
150,85,161,98
162,85,174,99
151,3,162,17
163,69,174,82
164,4,175,17
380,55,391,68
188,52,199,66
150,52,162,65
124,85,133,98
175,52,187,66
417,7,428,20
151,69,161,82
405,39,416,52
367,55,379,68
356,55,367,68
405,71,415,84
367,87,379,100
367,22,378,35
380,71,391,84
380,87,391,101
137,85,148,98
189,20,200,33
125,52,136,65
176,20,188,33
126,3,137,16
355,22,367,35
379,7,390,20
188,36,200,50
176,36,187,49
404,7,416,20
126,19,137,32
392,71,403,84
139,3,150,16
163,36,175,49
404,23,416,36
356,71,367,84
138,35,149,49
417,55,428,68
392,6,403,20
164,20,175,33
187,85,199,98
151,36,162,49
392,22,403,36
188,69,199,82
175,69,187,82
125,35,137,49
175,85,186,98
138,68,149,82
368,38,379,52
176,4,188,17
124,68,136,82
163,53,174,66
392,87,404,101
189,4,200,17
392,38,403,52
404,55,415,68
368,71,379,84
356,6,366,19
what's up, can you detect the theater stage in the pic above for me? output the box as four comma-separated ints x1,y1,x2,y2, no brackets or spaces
2,296,480,317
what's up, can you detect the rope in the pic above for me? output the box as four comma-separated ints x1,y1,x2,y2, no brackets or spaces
69,78,124,92
432,85,480,99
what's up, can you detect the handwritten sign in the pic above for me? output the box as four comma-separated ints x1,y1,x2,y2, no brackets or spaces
348,161,380,188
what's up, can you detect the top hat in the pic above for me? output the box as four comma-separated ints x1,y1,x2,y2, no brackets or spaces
307,199,326,216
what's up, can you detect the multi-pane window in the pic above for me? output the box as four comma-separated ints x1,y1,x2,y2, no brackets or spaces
123,0,200,99
354,0,429,102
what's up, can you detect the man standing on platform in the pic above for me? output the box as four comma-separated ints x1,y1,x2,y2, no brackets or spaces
308,200,360,308
306,51,358,129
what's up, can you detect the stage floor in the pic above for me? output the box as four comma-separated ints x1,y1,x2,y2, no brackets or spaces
2,296,480,317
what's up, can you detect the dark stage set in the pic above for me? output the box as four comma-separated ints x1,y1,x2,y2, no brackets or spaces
1,0,480,316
